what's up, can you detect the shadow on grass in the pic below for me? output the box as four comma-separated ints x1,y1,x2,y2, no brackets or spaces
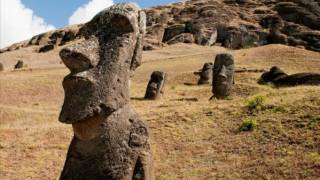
130,97,146,101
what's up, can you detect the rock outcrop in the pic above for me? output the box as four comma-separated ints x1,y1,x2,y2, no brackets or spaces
1,0,320,53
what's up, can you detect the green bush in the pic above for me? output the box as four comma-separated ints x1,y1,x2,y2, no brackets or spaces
247,95,266,111
239,118,257,131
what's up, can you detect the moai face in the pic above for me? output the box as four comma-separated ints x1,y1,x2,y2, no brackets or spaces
258,66,288,84
59,3,146,124
144,71,167,100
198,62,213,85
212,53,235,98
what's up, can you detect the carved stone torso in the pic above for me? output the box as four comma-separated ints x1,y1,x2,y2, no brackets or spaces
60,105,153,180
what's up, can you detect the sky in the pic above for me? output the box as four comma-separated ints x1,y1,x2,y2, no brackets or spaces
0,0,178,48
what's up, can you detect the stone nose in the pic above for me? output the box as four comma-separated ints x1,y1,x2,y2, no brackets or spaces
218,65,227,79
59,39,99,73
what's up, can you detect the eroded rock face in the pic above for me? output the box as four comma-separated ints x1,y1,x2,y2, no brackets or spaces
212,53,235,98
195,62,213,85
259,66,320,87
58,3,154,180
144,71,167,100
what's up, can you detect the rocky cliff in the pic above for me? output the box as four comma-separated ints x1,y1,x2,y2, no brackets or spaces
1,0,319,53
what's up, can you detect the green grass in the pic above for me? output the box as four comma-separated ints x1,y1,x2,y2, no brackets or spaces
239,118,257,131
246,95,266,111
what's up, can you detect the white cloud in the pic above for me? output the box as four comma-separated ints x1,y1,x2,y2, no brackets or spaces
0,0,55,48
69,0,114,25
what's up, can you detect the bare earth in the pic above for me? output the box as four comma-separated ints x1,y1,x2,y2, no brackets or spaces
0,44,319,179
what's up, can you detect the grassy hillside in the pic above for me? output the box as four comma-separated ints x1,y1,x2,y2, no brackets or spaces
0,44,319,179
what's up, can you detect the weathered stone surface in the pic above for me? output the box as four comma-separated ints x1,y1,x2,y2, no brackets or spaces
58,3,154,180
2,0,320,53
39,44,54,53
143,24,165,50
195,62,213,85
167,33,194,45
212,53,235,99
14,60,24,69
274,1,320,30
162,24,186,42
259,66,320,87
144,71,167,100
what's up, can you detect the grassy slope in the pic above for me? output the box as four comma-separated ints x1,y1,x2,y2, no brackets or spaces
0,44,319,179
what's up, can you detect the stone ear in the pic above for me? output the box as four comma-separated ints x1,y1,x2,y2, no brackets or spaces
130,11,146,72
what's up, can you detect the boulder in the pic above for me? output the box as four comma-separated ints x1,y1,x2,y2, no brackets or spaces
167,33,194,45
163,24,186,42
38,44,54,53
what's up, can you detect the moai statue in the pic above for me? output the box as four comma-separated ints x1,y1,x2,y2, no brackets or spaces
14,60,24,69
58,3,154,180
258,66,320,87
194,62,213,85
211,53,235,99
144,71,167,100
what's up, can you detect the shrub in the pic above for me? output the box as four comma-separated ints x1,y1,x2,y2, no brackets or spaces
247,95,266,111
239,118,257,131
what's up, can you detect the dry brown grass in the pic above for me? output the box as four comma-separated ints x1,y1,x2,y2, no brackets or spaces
0,44,320,179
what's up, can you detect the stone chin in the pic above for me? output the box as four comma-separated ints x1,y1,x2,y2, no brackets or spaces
213,83,230,98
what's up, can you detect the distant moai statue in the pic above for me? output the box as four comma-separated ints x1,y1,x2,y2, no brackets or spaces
144,71,167,100
58,3,154,180
194,62,213,85
211,53,235,99
0,63,4,71
14,60,23,69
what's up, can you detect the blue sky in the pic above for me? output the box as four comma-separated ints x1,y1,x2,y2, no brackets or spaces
22,0,178,28
1,0,178,48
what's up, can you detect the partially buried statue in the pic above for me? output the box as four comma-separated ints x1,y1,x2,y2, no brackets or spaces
258,66,320,87
58,3,154,180
144,71,167,100
211,53,235,99
194,62,213,85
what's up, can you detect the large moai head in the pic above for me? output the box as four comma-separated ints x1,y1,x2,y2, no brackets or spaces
212,53,235,98
59,3,146,124
144,71,167,100
198,62,213,85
